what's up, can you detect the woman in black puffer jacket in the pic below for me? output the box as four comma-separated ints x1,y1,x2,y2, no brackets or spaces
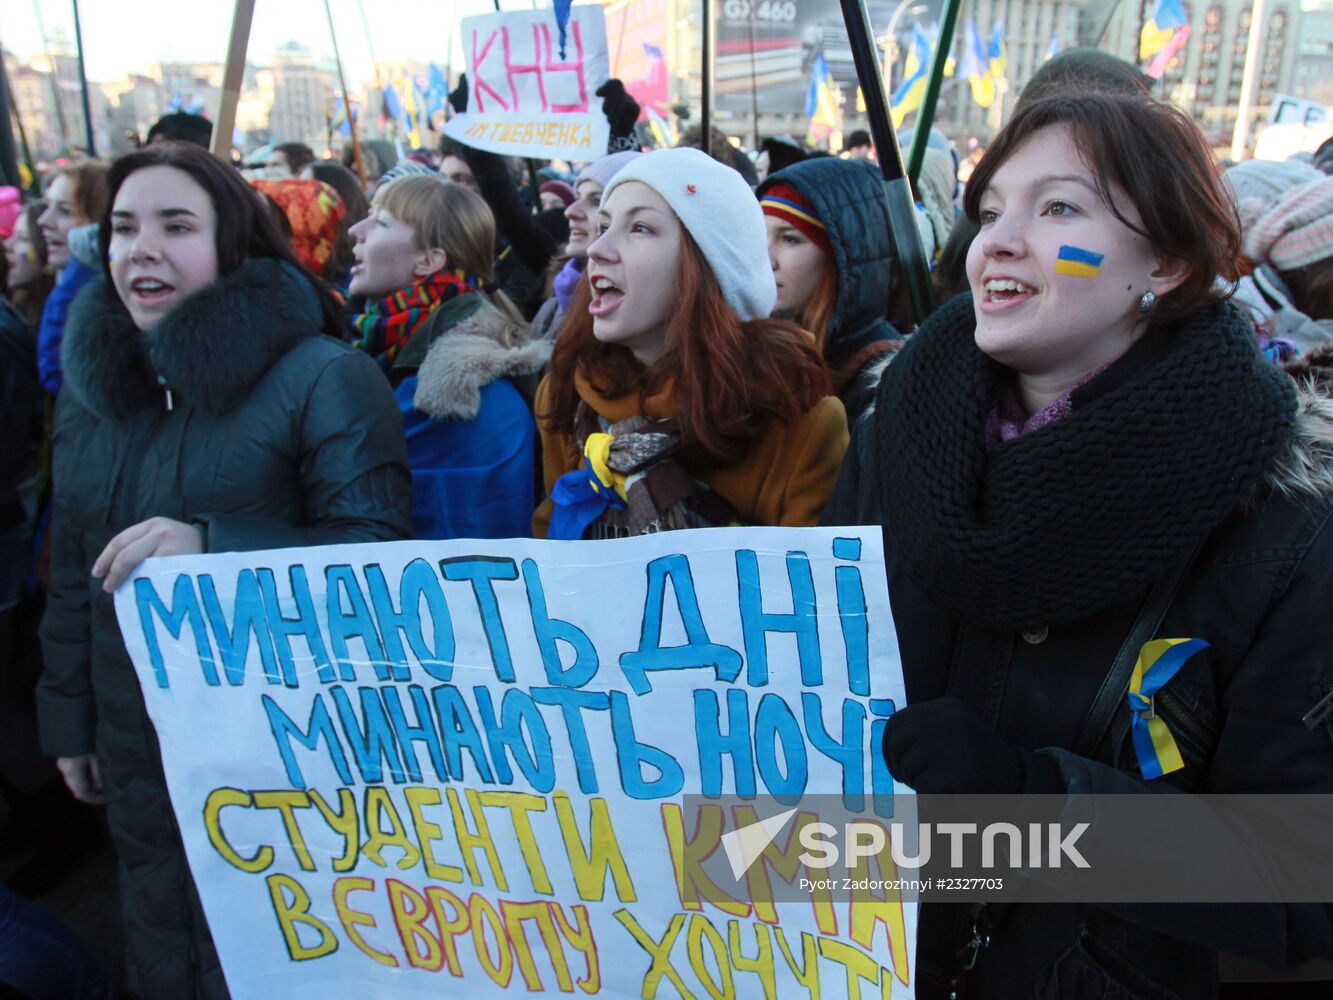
37,142,413,999
824,93,1333,999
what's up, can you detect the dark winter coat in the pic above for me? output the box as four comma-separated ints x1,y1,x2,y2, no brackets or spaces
0,300,39,533
461,146,556,319
757,157,904,421
37,260,412,999
823,301,1333,999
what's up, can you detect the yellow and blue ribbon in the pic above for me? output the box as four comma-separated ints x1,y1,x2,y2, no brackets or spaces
547,433,628,540
1126,637,1209,780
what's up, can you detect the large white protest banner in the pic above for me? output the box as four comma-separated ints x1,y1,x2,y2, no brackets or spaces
114,527,914,998
443,4,611,162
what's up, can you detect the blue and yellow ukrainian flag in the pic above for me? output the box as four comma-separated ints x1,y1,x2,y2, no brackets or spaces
959,18,995,108
1127,638,1210,780
987,22,1007,79
805,53,841,143
1140,0,1189,59
1054,245,1104,278
890,24,933,128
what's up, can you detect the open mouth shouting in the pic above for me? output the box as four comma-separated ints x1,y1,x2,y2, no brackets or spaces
130,276,176,309
589,275,624,317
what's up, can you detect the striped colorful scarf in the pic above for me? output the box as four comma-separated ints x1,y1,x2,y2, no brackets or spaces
351,269,482,370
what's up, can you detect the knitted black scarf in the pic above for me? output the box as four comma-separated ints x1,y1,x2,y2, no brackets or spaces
874,294,1297,631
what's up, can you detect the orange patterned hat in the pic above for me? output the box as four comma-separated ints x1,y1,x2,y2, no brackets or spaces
250,178,346,274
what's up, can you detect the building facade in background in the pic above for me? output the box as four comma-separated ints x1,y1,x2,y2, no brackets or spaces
4,1,1324,164
6,39,333,161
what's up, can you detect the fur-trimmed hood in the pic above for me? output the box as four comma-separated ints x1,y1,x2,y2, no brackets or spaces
1267,383,1333,499
412,300,550,421
61,258,324,421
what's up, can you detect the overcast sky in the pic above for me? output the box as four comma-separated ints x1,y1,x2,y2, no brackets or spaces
2,0,528,84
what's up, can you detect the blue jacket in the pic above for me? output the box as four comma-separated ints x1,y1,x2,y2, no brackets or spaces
37,259,94,395
36,223,101,395
388,292,550,540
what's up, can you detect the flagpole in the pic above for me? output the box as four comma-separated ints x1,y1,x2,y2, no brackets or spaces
1093,0,1128,46
30,0,71,149
324,0,367,187
70,0,96,156
835,0,933,325
905,0,960,187
355,0,383,93
0,56,24,188
701,0,714,156
748,8,760,149
212,0,255,160
1230,0,1266,161
8,92,40,192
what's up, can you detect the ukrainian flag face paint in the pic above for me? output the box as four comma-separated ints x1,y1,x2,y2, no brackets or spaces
3,217,43,290
966,123,1179,394
1054,245,1104,278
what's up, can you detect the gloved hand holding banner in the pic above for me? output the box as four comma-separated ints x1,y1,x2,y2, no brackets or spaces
443,5,612,162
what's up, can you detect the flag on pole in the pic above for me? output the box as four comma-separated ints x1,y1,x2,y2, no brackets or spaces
383,82,404,125
805,53,840,144
645,106,676,148
925,22,956,76
890,23,932,128
959,19,995,109
1146,23,1191,79
987,22,1007,80
427,63,450,117
332,97,356,138
1140,0,1189,60
413,77,430,136
401,77,424,148
553,0,574,60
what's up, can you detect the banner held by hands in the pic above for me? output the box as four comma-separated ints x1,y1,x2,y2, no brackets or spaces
443,6,611,162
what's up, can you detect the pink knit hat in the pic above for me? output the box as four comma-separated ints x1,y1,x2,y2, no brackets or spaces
0,187,20,240
1243,177,1333,271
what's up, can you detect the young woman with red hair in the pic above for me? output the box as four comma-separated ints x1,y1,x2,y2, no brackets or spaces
534,147,848,539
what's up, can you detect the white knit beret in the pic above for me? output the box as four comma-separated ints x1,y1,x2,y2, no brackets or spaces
601,147,776,321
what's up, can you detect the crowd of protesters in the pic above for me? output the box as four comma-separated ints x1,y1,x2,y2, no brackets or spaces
2,45,1333,1000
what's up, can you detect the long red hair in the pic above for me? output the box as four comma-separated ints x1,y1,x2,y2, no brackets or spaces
798,267,839,356
543,229,830,468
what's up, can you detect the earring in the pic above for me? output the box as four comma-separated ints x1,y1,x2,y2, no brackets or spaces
1138,290,1156,314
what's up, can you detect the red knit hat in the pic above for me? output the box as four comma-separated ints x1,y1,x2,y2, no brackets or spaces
760,182,832,255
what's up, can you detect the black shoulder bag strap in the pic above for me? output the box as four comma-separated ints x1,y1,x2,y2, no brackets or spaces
1072,543,1203,761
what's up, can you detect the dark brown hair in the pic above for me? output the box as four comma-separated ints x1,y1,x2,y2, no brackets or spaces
9,201,56,327
1285,260,1333,321
273,142,316,176
1016,49,1151,111
542,229,830,467
964,93,1241,322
